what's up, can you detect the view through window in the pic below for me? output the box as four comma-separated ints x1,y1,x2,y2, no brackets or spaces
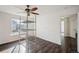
11,18,26,35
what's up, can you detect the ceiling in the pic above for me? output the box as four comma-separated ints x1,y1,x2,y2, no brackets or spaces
0,5,79,17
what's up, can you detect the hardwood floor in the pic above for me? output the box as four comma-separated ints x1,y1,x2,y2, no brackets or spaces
0,37,61,53
62,36,77,53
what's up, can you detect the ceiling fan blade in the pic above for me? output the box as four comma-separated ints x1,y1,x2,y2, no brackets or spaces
31,12,39,15
31,7,38,11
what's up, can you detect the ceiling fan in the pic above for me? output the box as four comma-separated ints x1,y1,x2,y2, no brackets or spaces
24,5,39,16
15,5,39,16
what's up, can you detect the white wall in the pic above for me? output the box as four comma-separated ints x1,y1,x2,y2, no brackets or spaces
0,11,23,44
37,13,61,45
69,14,77,38
64,14,77,38
64,17,70,36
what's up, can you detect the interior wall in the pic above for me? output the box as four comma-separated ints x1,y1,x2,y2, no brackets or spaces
36,14,61,45
69,14,77,38
64,14,77,38
0,11,23,44
64,17,70,37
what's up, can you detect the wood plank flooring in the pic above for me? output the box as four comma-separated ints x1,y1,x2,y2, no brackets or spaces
63,36,77,53
0,37,61,53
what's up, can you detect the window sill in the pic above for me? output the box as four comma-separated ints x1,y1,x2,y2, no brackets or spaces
10,32,26,36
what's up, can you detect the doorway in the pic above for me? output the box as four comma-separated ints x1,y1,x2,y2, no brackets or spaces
60,14,77,53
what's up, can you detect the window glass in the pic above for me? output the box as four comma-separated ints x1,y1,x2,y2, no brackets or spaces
11,18,26,35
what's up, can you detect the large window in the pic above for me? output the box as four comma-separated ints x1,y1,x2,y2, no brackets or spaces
11,18,35,36
11,18,26,35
